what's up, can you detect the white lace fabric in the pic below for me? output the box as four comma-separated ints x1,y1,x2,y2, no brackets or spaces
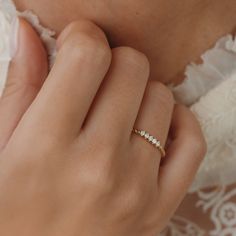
1,0,236,235
162,183,236,235
172,36,236,192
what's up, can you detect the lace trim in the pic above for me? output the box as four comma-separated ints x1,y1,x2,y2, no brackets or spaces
162,185,236,235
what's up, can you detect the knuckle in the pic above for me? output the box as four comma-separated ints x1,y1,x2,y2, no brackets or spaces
148,81,174,110
60,22,111,65
122,184,144,212
112,46,150,75
63,34,111,64
154,82,174,104
78,156,115,193
191,133,207,161
185,115,207,162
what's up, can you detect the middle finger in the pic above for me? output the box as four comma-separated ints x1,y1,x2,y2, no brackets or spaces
83,47,150,145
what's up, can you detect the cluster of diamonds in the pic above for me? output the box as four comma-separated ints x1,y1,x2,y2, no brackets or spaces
134,129,161,148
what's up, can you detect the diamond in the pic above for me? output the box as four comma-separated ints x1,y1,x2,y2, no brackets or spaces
156,141,161,147
148,136,154,142
144,133,149,139
152,139,157,144
140,131,145,136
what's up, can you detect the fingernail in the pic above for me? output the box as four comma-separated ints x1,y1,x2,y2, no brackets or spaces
9,16,20,58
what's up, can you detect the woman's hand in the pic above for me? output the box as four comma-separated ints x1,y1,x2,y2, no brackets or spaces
0,19,206,235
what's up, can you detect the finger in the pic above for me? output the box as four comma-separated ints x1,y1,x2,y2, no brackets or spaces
83,47,150,144
131,81,174,174
157,105,207,211
0,18,48,150
13,21,112,142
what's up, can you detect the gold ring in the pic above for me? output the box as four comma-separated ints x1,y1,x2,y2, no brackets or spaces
132,128,166,158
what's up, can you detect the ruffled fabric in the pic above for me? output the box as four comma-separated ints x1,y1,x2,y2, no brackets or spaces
0,0,18,96
0,0,56,81
172,36,236,192
172,35,236,106
1,0,236,192
17,10,56,68
189,75,236,192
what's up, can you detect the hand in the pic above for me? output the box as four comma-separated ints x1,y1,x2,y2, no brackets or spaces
0,19,206,235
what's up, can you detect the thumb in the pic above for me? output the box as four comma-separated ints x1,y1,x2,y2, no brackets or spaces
0,18,48,151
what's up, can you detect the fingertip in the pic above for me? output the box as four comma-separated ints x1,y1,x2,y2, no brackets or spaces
10,18,48,84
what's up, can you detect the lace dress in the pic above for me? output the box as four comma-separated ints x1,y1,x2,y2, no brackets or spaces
1,0,236,235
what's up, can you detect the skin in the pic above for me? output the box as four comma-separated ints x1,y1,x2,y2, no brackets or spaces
13,0,236,84
3,0,234,233
0,19,206,235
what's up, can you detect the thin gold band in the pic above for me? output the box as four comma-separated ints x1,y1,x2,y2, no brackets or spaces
132,128,166,158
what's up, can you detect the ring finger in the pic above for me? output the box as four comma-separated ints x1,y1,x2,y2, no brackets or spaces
130,81,174,175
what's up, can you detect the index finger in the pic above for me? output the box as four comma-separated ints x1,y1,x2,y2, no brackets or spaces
12,20,112,143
